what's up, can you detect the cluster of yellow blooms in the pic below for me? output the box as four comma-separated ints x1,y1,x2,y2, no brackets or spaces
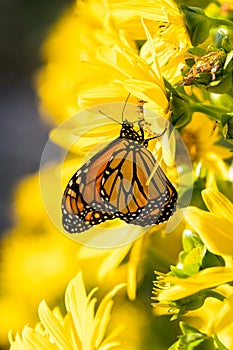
1,0,233,349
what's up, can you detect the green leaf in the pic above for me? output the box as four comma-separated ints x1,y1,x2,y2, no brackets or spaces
181,6,211,45
224,51,233,70
185,58,196,67
176,0,213,8
180,322,204,334
170,93,191,127
202,251,225,269
192,20,211,46
164,78,191,127
208,74,232,94
187,47,207,56
221,112,233,143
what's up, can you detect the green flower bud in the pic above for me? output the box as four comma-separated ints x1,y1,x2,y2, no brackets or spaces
212,27,233,53
181,48,232,93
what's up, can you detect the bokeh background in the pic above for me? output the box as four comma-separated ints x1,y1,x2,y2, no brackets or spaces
1,1,233,349
0,0,70,234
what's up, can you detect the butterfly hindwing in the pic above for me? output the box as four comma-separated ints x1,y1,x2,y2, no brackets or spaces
102,143,177,226
130,148,177,226
131,176,177,226
95,138,177,226
100,139,151,223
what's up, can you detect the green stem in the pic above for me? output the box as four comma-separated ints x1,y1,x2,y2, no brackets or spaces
189,103,229,120
209,17,233,29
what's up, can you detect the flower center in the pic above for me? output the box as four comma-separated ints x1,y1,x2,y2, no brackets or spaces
180,130,199,162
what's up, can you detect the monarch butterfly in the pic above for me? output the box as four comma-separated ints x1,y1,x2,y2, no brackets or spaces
62,105,177,234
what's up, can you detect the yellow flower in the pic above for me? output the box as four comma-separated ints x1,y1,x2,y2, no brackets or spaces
110,0,190,52
9,271,125,349
180,113,230,184
37,0,190,125
78,46,168,111
153,270,233,348
185,188,233,257
109,0,171,40
76,24,170,116
134,0,191,82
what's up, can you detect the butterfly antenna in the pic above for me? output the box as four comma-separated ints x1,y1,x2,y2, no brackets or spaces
121,93,130,122
98,110,121,124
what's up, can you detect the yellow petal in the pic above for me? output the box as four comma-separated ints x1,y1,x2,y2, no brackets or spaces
185,207,233,256
127,237,143,300
64,272,88,342
205,152,229,178
125,79,168,111
38,300,71,350
98,326,122,350
93,283,125,348
99,340,122,350
21,326,57,350
157,267,233,301
141,18,163,84
208,294,233,335
78,85,130,108
50,123,119,155
98,245,132,280
202,188,233,222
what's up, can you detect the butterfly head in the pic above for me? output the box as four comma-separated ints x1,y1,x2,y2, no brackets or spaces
120,119,144,144
121,119,134,134
122,119,133,127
